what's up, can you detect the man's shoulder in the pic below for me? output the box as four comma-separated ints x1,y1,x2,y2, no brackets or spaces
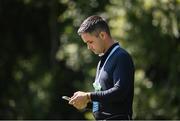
112,47,134,65
115,47,131,58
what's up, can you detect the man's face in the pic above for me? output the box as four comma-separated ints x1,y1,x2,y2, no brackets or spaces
81,33,104,55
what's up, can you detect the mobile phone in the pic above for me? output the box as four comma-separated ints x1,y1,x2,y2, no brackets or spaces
62,96,70,101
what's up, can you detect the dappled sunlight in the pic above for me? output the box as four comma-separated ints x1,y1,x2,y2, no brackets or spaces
0,0,179,119
56,43,79,70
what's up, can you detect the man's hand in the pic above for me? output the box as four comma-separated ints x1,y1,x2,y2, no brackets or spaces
69,91,91,110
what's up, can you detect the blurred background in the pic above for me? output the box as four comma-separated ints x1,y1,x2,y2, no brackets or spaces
0,0,180,120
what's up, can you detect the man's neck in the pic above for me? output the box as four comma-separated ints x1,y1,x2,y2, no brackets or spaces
99,39,115,57
103,38,115,54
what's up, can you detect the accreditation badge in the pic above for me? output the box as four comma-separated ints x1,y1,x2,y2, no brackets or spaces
93,82,101,91
92,82,101,112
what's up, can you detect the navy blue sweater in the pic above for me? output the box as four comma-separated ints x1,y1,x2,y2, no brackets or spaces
90,43,134,120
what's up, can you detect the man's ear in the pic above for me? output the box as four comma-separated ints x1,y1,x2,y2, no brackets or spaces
99,32,106,40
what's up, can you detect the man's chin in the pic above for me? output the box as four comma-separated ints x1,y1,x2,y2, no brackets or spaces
92,50,103,56
93,51,103,56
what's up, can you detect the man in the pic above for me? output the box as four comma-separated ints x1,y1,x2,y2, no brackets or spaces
69,15,134,120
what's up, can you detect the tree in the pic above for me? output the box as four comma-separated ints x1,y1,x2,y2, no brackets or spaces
0,0,110,119
106,0,180,119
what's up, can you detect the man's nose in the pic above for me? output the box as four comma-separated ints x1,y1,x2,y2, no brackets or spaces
87,44,92,50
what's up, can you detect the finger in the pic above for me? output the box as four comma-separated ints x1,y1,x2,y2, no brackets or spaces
73,91,80,97
69,99,74,105
70,92,79,100
69,95,78,105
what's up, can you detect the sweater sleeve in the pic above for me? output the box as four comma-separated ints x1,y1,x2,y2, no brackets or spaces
90,52,134,103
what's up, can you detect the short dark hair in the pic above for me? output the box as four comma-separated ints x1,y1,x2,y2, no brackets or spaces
77,15,111,36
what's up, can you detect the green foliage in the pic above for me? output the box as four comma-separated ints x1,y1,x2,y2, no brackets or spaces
0,0,179,119
0,0,108,119
106,0,180,119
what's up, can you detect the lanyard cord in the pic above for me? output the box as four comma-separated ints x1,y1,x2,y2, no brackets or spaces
96,45,120,83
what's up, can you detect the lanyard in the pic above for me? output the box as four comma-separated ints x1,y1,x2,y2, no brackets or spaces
93,45,120,90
